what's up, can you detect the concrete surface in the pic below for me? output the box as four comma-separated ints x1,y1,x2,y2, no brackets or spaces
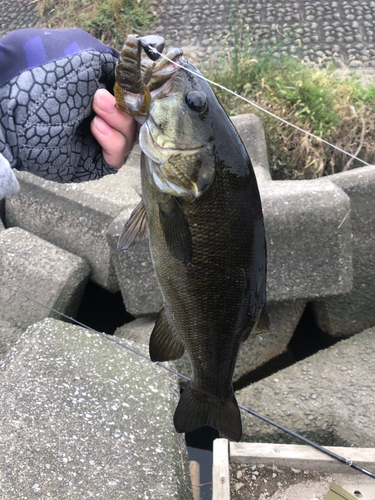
0,198,4,225
231,114,271,183
0,318,191,499
313,166,375,337
122,145,143,196
106,207,162,316
260,178,353,302
6,169,140,292
0,226,90,330
115,316,156,351
0,316,24,360
237,327,375,447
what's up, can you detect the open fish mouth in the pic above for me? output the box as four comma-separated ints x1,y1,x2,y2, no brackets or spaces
147,52,185,92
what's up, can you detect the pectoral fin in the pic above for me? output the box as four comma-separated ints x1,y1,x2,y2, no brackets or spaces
117,199,149,253
158,196,192,263
149,306,185,361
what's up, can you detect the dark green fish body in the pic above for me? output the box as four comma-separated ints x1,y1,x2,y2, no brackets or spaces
116,40,268,441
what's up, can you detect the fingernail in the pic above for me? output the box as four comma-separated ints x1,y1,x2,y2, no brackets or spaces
93,115,112,136
94,89,115,114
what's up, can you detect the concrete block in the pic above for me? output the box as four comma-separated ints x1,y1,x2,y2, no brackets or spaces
312,166,375,336
122,144,142,196
175,299,307,385
5,168,140,292
231,113,272,183
237,327,375,447
0,318,190,499
106,209,162,316
0,216,4,231
260,178,353,302
115,316,156,352
0,227,90,330
0,316,24,361
0,198,5,226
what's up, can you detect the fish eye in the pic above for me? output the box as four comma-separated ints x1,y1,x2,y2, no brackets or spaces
185,91,207,113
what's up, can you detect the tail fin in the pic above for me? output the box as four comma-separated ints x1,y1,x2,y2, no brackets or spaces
173,386,242,442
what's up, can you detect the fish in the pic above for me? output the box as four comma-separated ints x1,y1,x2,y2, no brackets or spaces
115,34,269,442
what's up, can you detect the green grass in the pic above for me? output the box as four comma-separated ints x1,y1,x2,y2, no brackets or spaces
38,0,156,49
207,32,375,179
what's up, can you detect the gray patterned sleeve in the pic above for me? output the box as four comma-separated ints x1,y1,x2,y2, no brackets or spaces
0,50,119,183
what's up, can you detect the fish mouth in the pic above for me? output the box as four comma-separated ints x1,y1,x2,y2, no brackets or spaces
148,51,185,92
140,123,204,198
145,121,204,158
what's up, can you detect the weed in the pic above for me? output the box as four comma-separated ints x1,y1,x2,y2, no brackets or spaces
37,0,156,49
208,30,375,179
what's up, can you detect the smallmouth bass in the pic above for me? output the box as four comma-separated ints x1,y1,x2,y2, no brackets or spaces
115,35,269,441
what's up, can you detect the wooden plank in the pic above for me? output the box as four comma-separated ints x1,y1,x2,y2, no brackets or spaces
212,438,230,500
229,443,375,473
189,460,201,500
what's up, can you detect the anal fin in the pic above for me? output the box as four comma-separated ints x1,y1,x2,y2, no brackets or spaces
242,304,270,341
254,304,270,335
117,199,149,253
149,306,185,361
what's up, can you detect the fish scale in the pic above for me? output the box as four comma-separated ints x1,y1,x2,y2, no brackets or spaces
116,34,268,441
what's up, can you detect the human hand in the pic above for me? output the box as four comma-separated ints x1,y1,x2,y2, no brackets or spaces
91,89,140,170
0,28,136,184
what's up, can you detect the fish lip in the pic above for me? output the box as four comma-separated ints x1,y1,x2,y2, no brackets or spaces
145,121,204,156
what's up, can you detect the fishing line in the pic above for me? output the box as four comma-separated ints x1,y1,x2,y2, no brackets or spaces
1,281,374,479
148,46,372,168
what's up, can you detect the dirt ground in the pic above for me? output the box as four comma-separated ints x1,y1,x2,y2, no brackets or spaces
230,463,332,500
229,463,375,500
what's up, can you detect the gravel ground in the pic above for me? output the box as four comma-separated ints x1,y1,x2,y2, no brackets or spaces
229,462,375,500
1,0,375,70
0,0,43,39
230,463,331,500
153,0,375,68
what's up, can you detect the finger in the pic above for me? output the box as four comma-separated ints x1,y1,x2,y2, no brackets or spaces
93,88,136,152
91,115,127,169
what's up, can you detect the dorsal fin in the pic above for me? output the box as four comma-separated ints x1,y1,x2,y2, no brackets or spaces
149,306,185,361
117,199,149,253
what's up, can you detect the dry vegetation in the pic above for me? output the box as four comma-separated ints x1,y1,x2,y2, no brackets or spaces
208,30,375,180
37,0,155,49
